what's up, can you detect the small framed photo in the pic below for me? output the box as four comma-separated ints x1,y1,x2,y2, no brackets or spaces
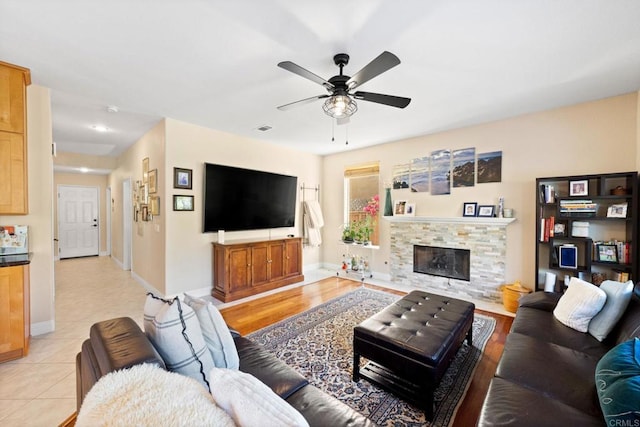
477,205,495,217
142,157,149,183
553,221,567,237
148,169,158,194
463,202,477,217
596,244,618,263
404,203,416,216
174,167,193,190
141,205,149,221
558,244,578,269
607,203,628,218
394,200,408,216
149,196,160,216
173,195,194,211
569,180,588,196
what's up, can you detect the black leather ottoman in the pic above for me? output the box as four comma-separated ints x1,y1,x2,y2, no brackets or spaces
353,290,474,419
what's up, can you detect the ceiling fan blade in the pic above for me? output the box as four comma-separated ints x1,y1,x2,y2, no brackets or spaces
277,94,329,111
278,61,334,90
353,91,411,108
346,51,401,90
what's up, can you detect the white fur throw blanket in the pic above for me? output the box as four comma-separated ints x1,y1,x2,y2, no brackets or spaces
76,364,235,427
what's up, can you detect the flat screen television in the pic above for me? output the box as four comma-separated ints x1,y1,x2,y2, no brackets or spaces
203,163,298,232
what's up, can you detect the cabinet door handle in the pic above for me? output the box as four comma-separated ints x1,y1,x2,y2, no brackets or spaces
247,263,251,267
267,259,272,263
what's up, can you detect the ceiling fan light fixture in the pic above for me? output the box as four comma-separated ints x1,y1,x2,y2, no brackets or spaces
322,95,357,119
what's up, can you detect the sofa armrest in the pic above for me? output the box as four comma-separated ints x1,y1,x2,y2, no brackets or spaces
76,317,165,408
518,291,562,311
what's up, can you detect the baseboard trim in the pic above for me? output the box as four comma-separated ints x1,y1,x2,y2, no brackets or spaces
31,320,55,336
131,271,162,296
111,256,124,269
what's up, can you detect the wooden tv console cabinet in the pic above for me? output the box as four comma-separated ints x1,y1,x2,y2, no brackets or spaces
212,237,304,302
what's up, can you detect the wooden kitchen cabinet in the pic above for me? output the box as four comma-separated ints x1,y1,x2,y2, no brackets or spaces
0,264,30,363
212,237,304,302
0,61,31,215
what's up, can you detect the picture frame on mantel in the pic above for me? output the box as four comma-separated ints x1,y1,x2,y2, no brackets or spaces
463,202,477,217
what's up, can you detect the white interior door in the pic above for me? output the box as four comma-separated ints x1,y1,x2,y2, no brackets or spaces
58,185,99,259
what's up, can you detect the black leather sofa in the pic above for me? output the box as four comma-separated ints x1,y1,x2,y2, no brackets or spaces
478,288,640,426
76,317,373,427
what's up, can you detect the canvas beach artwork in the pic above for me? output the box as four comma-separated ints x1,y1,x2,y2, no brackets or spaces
452,148,475,187
477,151,502,183
392,163,411,189
410,156,430,192
431,149,451,195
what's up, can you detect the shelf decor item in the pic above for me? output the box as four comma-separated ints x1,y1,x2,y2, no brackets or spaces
463,202,477,217
383,187,393,216
569,180,588,196
607,203,628,218
558,244,578,269
477,205,495,217
596,244,618,263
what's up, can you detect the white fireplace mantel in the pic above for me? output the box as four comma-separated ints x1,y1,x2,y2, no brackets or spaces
383,216,516,226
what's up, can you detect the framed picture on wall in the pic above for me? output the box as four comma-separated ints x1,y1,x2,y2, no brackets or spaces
148,169,158,194
173,195,194,211
173,167,192,189
149,196,160,216
142,157,149,183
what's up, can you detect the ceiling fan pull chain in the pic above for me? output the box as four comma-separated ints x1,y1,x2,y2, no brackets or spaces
331,119,335,142
345,124,349,145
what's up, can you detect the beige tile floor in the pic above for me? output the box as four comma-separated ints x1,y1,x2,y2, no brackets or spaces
0,256,148,426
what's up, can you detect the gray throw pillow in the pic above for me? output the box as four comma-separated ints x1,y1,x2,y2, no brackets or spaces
589,280,634,342
143,294,216,389
184,294,240,369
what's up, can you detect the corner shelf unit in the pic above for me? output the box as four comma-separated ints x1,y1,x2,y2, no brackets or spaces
535,171,638,291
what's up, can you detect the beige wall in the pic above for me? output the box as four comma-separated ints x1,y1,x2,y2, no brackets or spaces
53,172,109,255
0,85,55,334
109,120,166,294
54,152,117,170
162,119,323,296
322,93,639,289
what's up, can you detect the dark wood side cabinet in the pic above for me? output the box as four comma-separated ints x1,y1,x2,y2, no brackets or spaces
535,172,638,291
212,237,304,302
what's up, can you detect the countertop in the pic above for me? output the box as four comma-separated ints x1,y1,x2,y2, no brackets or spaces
0,253,32,267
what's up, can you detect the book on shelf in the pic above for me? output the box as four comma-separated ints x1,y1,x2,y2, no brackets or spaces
539,216,555,242
539,185,555,203
612,270,630,282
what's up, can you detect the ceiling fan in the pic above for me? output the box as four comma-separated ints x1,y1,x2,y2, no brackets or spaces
277,51,411,123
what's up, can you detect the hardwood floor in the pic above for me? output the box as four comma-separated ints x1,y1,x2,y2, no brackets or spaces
220,277,513,425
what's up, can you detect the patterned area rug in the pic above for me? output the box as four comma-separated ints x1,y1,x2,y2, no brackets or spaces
248,287,496,426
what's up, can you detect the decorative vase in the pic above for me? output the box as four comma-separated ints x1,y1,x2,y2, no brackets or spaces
383,188,393,216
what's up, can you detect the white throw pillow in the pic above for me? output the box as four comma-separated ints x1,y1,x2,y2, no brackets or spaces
143,294,216,389
209,367,309,427
77,364,235,427
588,280,634,341
184,294,240,369
553,277,607,332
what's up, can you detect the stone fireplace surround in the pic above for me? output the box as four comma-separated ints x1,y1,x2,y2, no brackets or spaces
388,216,515,303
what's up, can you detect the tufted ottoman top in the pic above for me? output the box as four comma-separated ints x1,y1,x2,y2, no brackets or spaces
354,290,475,366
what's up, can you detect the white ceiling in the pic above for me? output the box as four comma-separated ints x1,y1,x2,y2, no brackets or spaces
1,1,640,158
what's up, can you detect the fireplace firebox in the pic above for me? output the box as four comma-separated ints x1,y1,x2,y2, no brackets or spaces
413,245,470,281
